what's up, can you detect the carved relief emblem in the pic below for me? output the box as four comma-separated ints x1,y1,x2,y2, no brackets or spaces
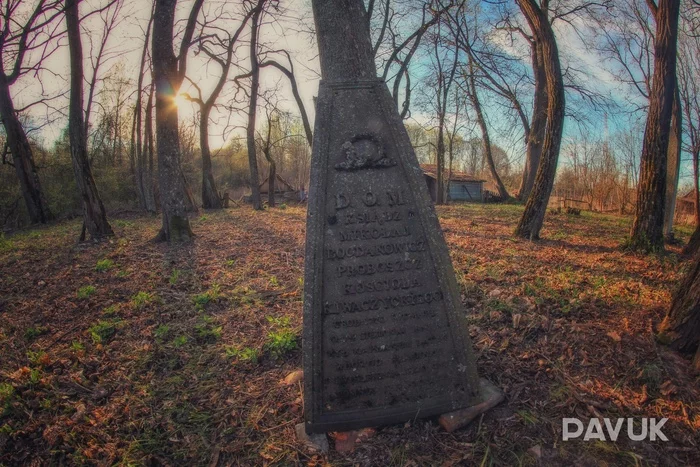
335,133,397,171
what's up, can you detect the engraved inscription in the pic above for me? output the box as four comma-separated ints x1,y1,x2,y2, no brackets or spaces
305,82,479,433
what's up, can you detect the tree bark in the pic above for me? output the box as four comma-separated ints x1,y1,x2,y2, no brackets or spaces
0,78,53,224
628,0,680,252
142,84,158,213
131,10,155,212
266,154,276,207
663,85,682,240
152,0,201,242
66,0,114,241
518,41,547,202
246,1,265,211
199,107,222,209
658,254,700,354
514,0,565,240
468,58,510,201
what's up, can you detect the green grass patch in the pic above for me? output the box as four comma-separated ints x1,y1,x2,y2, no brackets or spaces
154,325,170,341
194,316,222,342
0,233,14,253
24,325,49,340
70,341,84,352
26,350,47,366
77,285,97,299
265,329,297,360
132,291,155,309
88,319,122,344
193,284,221,310
95,258,115,272
225,345,259,364
102,304,119,317
114,220,133,228
172,335,188,348
169,269,181,285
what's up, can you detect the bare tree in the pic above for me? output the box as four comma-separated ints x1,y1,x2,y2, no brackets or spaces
258,50,312,147
595,0,682,241
514,0,566,240
0,0,63,224
628,0,680,252
65,0,114,241
129,8,157,212
465,55,510,200
185,6,253,209
678,9,700,257
152,0,203,242
243,0,270,211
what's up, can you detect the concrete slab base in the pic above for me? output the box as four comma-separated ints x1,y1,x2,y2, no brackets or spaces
295,423,329,453
438,378,505,433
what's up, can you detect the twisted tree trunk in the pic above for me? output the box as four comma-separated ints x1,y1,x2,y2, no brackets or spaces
628,0,680,252
514,0,565,240
518,41,547,202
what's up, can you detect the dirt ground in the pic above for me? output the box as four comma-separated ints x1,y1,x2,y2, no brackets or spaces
0,204,698,466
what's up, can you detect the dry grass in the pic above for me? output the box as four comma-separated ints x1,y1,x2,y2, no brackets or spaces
0,204,697,466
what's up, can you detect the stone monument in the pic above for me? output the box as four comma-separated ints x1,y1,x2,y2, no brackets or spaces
302,0,499,437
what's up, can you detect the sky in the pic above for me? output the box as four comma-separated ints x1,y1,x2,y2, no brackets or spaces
9,0,696,186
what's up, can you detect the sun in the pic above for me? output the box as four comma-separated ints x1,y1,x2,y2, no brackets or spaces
173,93,189,107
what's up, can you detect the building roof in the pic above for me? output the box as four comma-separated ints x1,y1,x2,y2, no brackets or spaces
420,164,485,183
259,174,296,193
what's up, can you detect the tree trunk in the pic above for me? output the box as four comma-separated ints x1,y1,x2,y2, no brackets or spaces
152,0,194,242
0,78,53,224
514,0,565,240
663,85,682,241
468,58,510,201
658,255,700,353
142,85,157,213
518,41,547,202
436,117,445,205
246,2,264,211
132,11,154,212
695,148,700,227
629,0,680,252
684,227,700,258
66,0,114,241
200,107,222,209
267,156,276,207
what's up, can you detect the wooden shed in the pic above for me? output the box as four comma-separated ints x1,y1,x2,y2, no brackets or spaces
259,173,296,195
676,189,697,225
420,164,485,203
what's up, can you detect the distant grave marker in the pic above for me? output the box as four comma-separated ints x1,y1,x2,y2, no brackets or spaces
301,1,494,435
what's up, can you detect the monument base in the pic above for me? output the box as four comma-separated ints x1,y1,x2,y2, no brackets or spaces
290,369,504,452
438,378,505,433
295,423,330,453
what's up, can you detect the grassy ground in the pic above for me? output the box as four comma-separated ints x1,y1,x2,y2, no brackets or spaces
0,204,698,466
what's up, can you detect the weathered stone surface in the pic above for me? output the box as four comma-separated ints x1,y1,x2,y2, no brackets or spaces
295,423,329,453
302,78,481,435
438,378,505,432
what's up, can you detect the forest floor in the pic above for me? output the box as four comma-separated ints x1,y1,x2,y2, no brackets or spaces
0,204,699,466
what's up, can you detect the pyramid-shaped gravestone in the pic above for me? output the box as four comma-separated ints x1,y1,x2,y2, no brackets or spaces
302,0,483,435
